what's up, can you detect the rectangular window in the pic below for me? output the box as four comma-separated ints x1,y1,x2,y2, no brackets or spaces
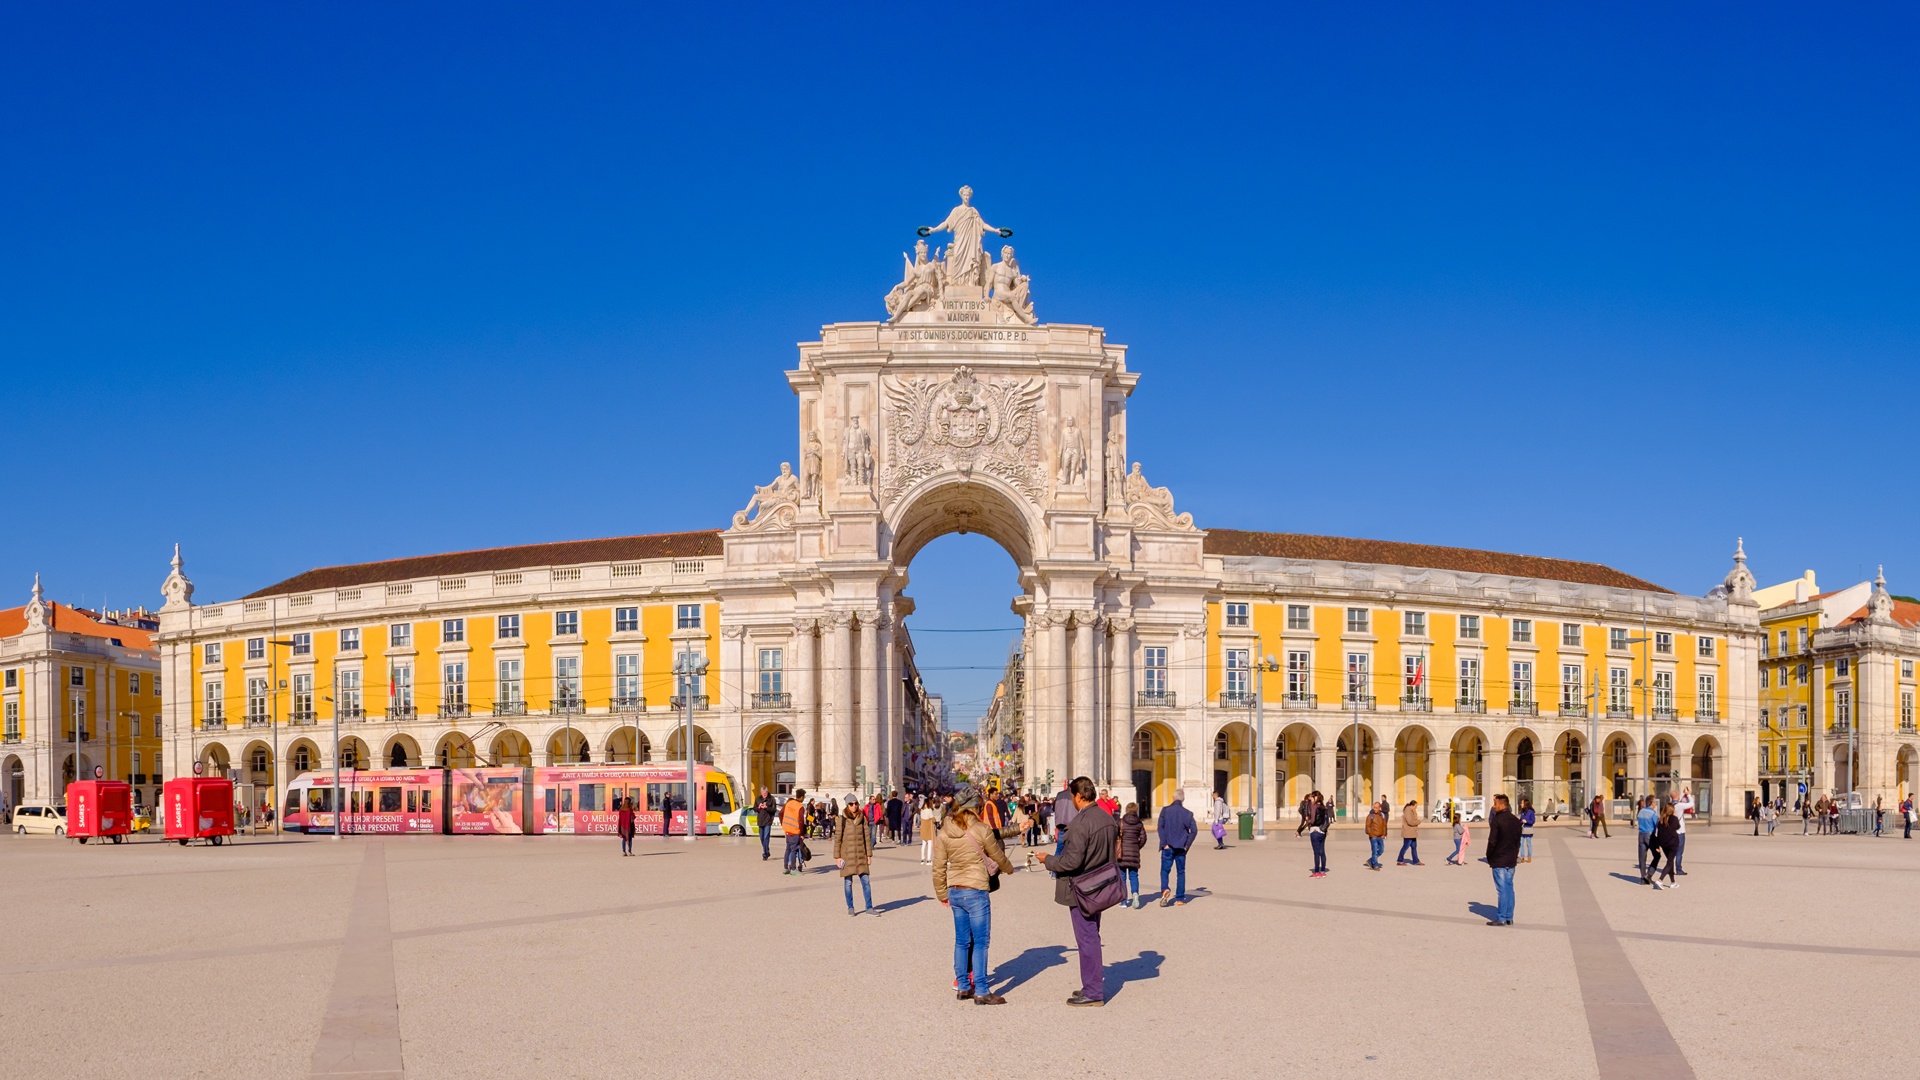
1286,605,1310,631
1562,664,1582,707
442,619,465,644
1653,671,1673,712
1562,623,1583,647
554,656,581,703
293,674,312,717
1798,743,1809,769
1458,658,1481,701
1905,660,1916,680
1405,655,1426,698
204,681,224,720
292,632,311,656
758,649,784,696
339,628,360,653
71,666,86,687
3,668,14,688
1797,662,1808,685
1143,647,1168,695
1836,689,1852,727
246,637,265,661
1697,636,1715,658
128,672,140,695
1837,658,1850,677
1511,661,1532,703
391,665,412,709
1903,691,1914,730
4,701,18,740
1609,667,1629,711
1225,649,1250,698
1224,602,1249,628
497,614,521,639
1458,615,1480,640
1797,627,1808,652
1759,742,1770,772
615,654,641,704
130,716,139,737
338,670,361,716
443,663,466,707
1511,619,1532,644
615,607,640,633
1759,667,1770,690
203,643,221,666
1404,611,1427,637
677,604,702,630
555,611,580,637
1778,629,1789,655
246,677,268,720
1797,705,1807,728
389,623,412,649
498,659,522,704
1610,628,1630,651
1286,651,1311,698
1655,632,1673,655
1697,673,1716,717
1344,653,1368,700
72,697,87,737
1345,608,1369,633
154,673,161,696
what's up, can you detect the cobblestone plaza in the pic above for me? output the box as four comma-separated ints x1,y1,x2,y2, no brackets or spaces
3,823,1909,1079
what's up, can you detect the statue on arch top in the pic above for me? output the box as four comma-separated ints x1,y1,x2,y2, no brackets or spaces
918,185,1008,292
885,239,943,324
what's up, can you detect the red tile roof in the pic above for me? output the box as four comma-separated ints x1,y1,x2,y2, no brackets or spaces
0,602,155,650
1203,528,1671,593
1837,600,1920,629
241,530,725,600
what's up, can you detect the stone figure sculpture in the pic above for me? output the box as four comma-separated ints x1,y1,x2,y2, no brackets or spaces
885,239,942,323
843,416,874,487
918,186,1006,292
802,431,823,499
1056,416,1086,486
1123,462,1196,530
24,574,49,630
987,245,1035,325
734,463,802,529
1105,430,1126,493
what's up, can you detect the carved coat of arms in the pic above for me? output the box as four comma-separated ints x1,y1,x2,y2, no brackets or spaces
881,366,1045,503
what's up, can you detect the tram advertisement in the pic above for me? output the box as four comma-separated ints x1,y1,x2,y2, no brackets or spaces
533,766,704,835
450,768,526,834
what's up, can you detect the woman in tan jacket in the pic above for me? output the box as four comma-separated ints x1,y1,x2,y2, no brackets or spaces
932,788,1016,1004
1397,799,1423,865
835,800,877,917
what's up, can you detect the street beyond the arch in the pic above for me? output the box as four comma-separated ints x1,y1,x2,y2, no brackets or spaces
3,823,1907,1080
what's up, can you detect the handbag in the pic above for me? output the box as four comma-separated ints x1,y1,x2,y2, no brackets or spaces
1069,859,1129,916
965,831,1002,892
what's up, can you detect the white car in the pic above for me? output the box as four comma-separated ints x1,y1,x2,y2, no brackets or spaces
719,806,783,836
12,801,68,836
1430,797,1486,823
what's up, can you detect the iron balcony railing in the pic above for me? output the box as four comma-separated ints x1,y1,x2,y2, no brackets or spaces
1217,691,1254,708
441,701,471,719
245,714,271,727
1508,700,1539,717
1,734,20,744
388,704,417,721
669,695,710,711
131,774,147,785
199,717,224,730
289,710,316,725
1558,703,1588,718
1455,698,1487,715
551,697,586,716
1652,707,1678,721
1696,709,1721,723
1136,690,1177,708
750,692,793,710
1281,692,1317,710
1606,706,1634,720
337,706,364,721
494,701,528,717
1400,695,1432,713
612,696,647,712
1343,694,1376,710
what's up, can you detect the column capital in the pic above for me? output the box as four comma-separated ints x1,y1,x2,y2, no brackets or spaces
824,611,854,630
791,617,818,636
855,609,883,629
1183,620,1208,639
1106,613,1136,634
720,625,748,641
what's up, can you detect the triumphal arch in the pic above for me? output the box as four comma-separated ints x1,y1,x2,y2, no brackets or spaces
720,187,1210,797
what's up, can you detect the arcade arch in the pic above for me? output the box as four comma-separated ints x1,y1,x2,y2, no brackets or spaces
607,726,652,767
1393,726,1436,808
748,723,793,797
384,733,422,769
1130,721,1177,820
435,732,477,769
666,725,715,764
546,728,590,765
491,729,531,767
1211,720,1253,809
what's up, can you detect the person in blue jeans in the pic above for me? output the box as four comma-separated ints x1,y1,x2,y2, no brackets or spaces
1518,798,1536,863
1156,789,1197,905
1396,799,1423,865
1307,794,1330,877
1364,799,1387,870
933,788,1014,1004
1484,794,1521,925
1635,795,1659,884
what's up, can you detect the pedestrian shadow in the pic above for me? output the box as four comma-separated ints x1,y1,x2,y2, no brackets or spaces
1605,872,1646,885
874,896,930,914
1465,901,1501,921
1104,950,1165,1001
992,945,1070,993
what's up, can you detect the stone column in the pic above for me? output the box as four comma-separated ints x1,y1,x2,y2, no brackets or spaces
888,634,907,791
826,612,853,792
1047,611,1071,792
1107,614,1134,792
1314,736,1334,804
1071,611,1097,783
876,609,896,791
858,610,881,794
1370,730,1388,811
792,619,819,793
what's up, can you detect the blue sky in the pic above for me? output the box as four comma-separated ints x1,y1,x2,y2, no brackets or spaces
3,4,1915,730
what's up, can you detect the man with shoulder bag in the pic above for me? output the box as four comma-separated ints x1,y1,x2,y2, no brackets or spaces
1034,776,1122,1007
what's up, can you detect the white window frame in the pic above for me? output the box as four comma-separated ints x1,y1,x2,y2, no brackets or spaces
442,619,465,644
1224,649,1250,699
498,659,522,704
1345,652,1368,701
1224,602,1249,628
292,674,313,717
1143,647,1169,695
615,607,640,633
1286,651,1311,698
339,628,361,653
1654,632,1672,654
1457,658,1481,702
203,643,222,666
1511,661,1533,703
391,665,412,709
338,670,361,716
615,654,641,703
203,681,224,720
1404,611,1427,637
246,638,265,661
390,623,412,648
1610,628,1630,651
759,648,785,697
1562,623,1582,647
1697,673,1716,716
1561,664,1582,707
497,614,521,640
1285,605,1310,631
1458,615,1480,640
554,656,581,703
1345,608,1369,634
1653,670,1673,712
292,632,312,656
1511,619,1532,644
443,663,466,707
1609,667,1629,711
554,610,580,637
676,605,702,630
1697,636,1715,658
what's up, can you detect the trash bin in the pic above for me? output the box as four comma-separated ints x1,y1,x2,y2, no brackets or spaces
163,777,236,845
68,780,133,844
1237,811,1254,840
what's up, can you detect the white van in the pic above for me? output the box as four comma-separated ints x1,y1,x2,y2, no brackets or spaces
12,801,67,836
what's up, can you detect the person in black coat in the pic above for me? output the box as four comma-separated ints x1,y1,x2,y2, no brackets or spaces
1484,794,1522,926
1652,802,1681,890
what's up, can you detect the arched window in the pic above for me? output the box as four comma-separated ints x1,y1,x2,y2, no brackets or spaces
293,746,311,773
1132,731,1154,760
389,743,408,768
250,748,269,774
1214,732,1229,761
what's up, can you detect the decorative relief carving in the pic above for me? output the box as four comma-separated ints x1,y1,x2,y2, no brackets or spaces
721,625,748,640
732,463,802,531
1122,462,1196,530
24,574,49,630
1182,621,1209,639
842,417,874,488
1055,416,1087,487
881,365,1044,505
1106,613,1136,635
160,544,194,611
792,617,818,636
802,432,823,500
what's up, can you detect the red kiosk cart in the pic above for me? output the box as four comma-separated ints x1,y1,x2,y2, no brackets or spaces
163,777,236,845
68,779,133,844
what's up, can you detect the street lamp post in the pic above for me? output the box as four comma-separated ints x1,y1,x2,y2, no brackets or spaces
674,650,708,844
1252,647,1277,839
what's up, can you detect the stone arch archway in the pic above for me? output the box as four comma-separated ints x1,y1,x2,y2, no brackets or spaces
1129,720,1177,819
287,739,321,779
1449,727,1491,798
1278,723,1320,809
607,726,652,767
1393,725,1437,809
1209,719,1254,809
435,731,476,768
4,753,22,810
384,733,421,769
490,729,531,767
746,722,793,797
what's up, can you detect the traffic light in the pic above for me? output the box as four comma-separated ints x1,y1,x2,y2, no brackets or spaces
1045,769,1055,793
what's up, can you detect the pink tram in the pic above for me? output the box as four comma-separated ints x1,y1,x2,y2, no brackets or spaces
282,764,740,836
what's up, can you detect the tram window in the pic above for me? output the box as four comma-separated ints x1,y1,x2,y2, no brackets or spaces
560,787,572,813
420,789,431,812
308,789,332,813
545,788,556,813
407,789,417,813
647,783,673,812
379,787,402,813
706,782,733,814
579,784,605,811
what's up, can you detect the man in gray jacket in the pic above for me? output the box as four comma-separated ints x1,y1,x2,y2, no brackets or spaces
1034,776,1119,1006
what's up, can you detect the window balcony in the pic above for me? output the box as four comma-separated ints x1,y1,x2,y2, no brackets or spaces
1901,719,1917,734
1695,709,1721,723
494,701,528,718
1508,700,1539,717
1400,695,1432,713
1606,707,1634,720
1652,707,1678,722
551,697,585,716
1281,692,1317,710
198,717,224,730
131,774,147,785
337,706,364,721
1342,694,1376,710
1,734,20,745
1831,721,1851,735
388,704,417,721
669,695,710,712
245,714,271,728
1217,691,1254,709
440,701,470,720
612,696,647,712
1455,698,1487,715
749,692,793,710
1136,690,1177,708
1558,703,1588,719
